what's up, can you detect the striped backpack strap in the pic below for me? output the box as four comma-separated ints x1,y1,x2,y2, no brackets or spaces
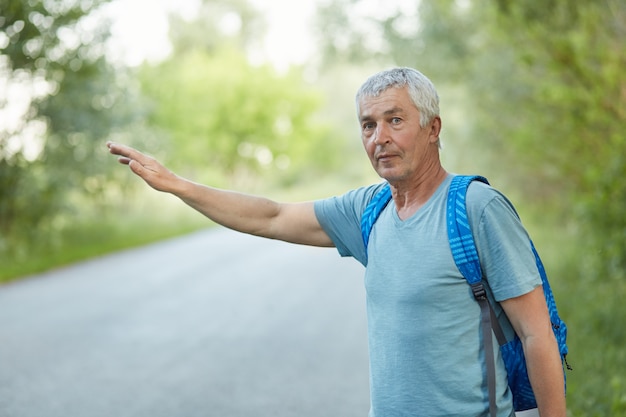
360,183,392,262
447,175,503,417
447,175,490,287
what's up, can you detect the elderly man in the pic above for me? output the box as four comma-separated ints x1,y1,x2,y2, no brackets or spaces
108,67,566,417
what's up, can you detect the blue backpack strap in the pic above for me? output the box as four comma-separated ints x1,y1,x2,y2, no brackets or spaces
447,175,502,417
530,242,570,365
361,182,392,260
446,175,490,288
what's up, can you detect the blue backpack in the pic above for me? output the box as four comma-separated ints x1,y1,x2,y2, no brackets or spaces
360,175,570,416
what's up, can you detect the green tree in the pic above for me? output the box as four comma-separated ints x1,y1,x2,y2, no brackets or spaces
0,0,134,252
139,1,344,187
139,46,341,186
488,0,626,280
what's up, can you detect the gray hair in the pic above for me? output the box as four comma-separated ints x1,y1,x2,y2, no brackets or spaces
355,67,440,128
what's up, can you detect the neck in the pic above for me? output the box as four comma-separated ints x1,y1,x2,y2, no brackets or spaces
390,165,449,220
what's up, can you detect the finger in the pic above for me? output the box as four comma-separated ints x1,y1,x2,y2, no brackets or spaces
106,141,123,155
128,159,145,176
117,157,131,165
107,141,125,157
107,142,133,157
107,142,146,163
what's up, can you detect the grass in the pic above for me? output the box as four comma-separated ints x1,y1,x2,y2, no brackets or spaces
0,193,211,284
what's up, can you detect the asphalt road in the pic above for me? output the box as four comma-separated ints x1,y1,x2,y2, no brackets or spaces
0,228,370,417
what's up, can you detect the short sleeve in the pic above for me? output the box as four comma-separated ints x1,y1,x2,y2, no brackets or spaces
314,184,386,266
467,183,542,302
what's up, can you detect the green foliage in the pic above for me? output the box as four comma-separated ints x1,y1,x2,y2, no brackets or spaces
139,46,342,184
532,216,626,417
0,0,135,241
486,0,626,282
136,0,346,185
315,0,475,72
0,0,353,281
0,0,109,71
0,156,49,238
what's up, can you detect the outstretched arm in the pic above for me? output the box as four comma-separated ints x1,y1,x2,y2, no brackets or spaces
107,142,334,247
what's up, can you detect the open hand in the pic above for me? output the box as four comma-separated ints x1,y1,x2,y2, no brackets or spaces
106,142,181,193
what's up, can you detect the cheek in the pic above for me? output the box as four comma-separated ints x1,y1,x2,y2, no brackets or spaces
362,135,373,153
363,141,377,162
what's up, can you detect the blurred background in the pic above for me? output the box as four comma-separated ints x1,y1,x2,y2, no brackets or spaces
0,0,624,415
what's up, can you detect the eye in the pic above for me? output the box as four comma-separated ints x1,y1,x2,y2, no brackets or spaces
362,121,375,131
391,117,402,125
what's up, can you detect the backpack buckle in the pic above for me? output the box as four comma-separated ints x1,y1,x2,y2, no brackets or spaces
471,282,487,300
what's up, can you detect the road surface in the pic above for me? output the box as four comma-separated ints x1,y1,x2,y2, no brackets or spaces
0,228,370,417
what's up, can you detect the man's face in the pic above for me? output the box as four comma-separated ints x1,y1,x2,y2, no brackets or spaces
358,86,440,184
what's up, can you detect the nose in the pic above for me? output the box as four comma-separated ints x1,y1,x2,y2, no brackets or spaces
373,123,390,145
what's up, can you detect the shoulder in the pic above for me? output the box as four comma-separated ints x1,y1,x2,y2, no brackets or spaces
465,179,519,222
313,182,389,242
313,182,387,265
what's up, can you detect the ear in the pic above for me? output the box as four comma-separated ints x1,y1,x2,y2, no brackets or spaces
428,116,442,143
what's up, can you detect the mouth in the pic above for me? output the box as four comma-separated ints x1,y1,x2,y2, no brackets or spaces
376,153,397,163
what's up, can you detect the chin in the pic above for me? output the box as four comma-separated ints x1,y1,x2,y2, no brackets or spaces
373,163,407,183
378,172,405,184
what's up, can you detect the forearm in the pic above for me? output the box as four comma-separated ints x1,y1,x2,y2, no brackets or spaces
523,334,567,417
501,287,567,417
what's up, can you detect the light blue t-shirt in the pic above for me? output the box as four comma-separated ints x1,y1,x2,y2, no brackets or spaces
314,175,541,417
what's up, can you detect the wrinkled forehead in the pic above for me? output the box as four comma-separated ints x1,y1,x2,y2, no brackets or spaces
356,85,414,117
